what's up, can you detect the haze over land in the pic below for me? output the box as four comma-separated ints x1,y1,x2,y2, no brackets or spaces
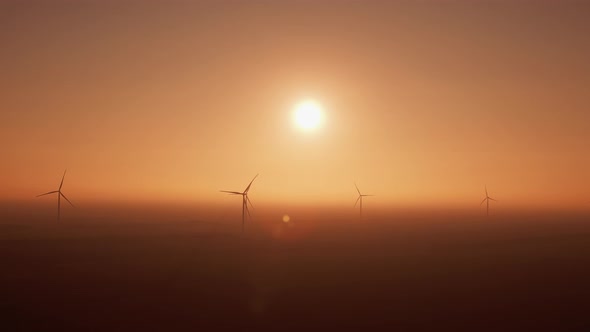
2,214,590,331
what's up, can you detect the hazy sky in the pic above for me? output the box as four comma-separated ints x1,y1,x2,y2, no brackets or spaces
1,0,589,211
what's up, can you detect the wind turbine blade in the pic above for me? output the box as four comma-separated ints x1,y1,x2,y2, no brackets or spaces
362,195,375,197
355,182,361,195
59,169,67,190
354,196,361,207
220,190,243,195
60,192,75,207
246,195,254,209
245,204,251,218
489,198,498,202
480,198,487,205
485,185,488,197
36,191,58,197
244,174,259,193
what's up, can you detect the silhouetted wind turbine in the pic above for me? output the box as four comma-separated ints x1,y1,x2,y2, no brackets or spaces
36,169,75,222
354,182,374,220
220,174,258,233
480,185,497,216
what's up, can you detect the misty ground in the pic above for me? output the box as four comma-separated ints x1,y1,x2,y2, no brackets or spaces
1,214,589,331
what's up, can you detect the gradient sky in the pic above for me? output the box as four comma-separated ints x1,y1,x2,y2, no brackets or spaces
1,0,589,211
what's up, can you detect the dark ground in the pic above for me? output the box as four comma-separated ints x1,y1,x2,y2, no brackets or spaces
1,214,590,331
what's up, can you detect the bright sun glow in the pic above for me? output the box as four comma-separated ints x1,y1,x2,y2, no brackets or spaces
294,100,323,130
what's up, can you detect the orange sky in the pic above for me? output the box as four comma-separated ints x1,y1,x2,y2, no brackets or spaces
1,1,589,212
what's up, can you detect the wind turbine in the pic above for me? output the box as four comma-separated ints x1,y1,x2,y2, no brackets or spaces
220,174,258,233
36,169,75,221
480,185,497,216
354,182,374,220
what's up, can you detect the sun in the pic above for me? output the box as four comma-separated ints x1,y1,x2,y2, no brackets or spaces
294,100,323,130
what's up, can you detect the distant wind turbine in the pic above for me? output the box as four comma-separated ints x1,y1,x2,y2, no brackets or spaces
36,169,75,221
480,185,497,216
354,182,374,220
220,174,258,233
